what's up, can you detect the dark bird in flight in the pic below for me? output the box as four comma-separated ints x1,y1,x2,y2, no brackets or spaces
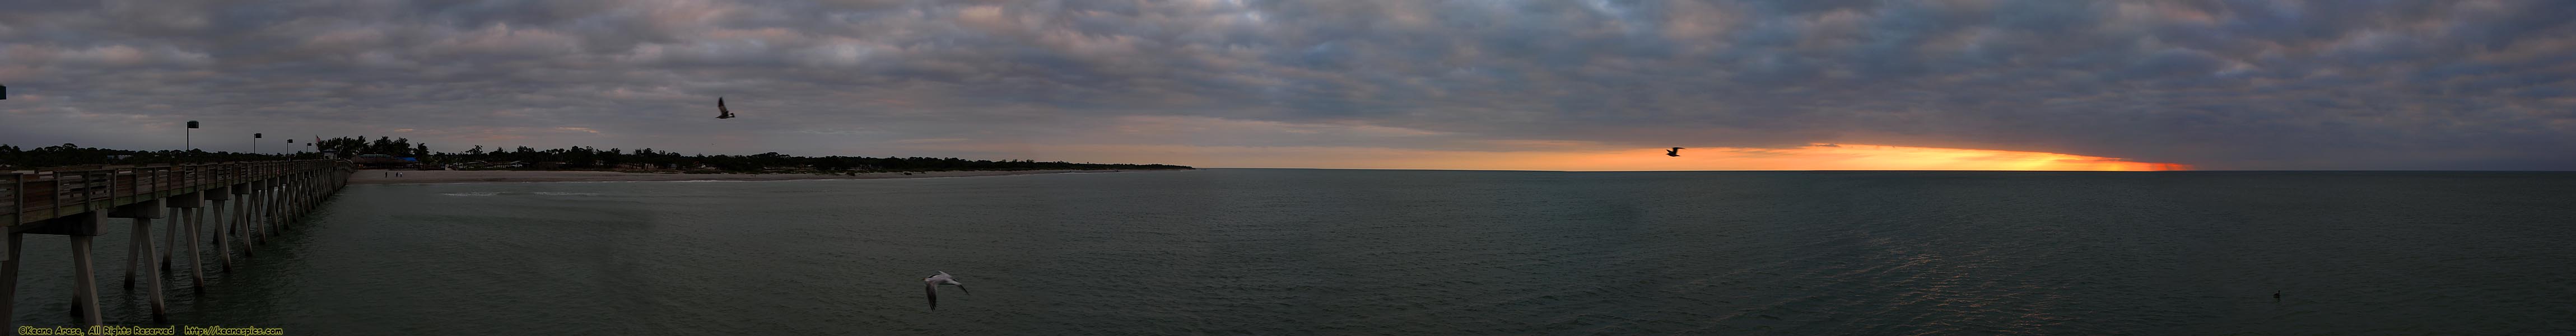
1666,147,1684,157
716,97,737,119
924,271,970,310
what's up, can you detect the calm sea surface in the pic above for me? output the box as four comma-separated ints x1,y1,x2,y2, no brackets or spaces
8,169,2575,334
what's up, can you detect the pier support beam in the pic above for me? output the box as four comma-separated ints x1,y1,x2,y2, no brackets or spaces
253,180,269,244
295,173,313,230
277,177,291,235
1,232,21,329
298,173,310,225
271,180,285,236
300,172,325,230
189,206,205,291
18,211,108,327
193,186,229,292
280,176,296,233
286,178,297,228
220,184,248,270
112,198,176,322
71,234,104,327
129,218,149,290
256,180,269,244
213,198,231,272
135,217,168,322
277,178,288,234
241,181,261,255
163,207,179,272
164,192,202,273
109,199,165,291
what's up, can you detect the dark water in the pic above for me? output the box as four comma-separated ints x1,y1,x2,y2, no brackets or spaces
8,169,2576,334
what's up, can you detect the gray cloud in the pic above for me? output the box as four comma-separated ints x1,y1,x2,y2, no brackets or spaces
2,0,2572,170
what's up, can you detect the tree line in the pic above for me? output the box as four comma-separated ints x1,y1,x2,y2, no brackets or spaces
2,137,1193,172
0,143,304,169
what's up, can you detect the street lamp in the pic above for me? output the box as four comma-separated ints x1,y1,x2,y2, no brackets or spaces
253,133,263,158
186,120,200,162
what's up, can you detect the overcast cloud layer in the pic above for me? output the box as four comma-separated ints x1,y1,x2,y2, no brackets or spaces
2,0,2572,170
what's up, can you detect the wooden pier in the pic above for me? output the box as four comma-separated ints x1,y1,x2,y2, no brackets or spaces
0,160,351,326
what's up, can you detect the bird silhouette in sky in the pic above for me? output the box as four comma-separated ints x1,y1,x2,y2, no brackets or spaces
716,97,737,119
1666,147,1684,157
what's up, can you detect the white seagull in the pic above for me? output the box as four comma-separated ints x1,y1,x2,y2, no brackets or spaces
924,271,970,310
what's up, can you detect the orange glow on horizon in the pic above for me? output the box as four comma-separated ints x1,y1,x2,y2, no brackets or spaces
1522,143,2196,171
909,142,2194,171
888,116,2191,171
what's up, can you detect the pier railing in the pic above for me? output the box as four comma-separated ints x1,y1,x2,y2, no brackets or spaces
2,160,348,227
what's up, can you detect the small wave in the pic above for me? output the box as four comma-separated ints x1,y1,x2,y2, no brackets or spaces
440,192,502,196
532,192,602,196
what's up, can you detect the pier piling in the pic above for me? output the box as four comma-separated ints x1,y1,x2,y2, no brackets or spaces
213,189,234,272
108,199,164,291
188,204,207,292
161,207,178,272
71,234,103,327
124,218,146,290
1,233,21,329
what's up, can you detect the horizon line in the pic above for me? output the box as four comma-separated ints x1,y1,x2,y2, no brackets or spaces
1196,167,2576,172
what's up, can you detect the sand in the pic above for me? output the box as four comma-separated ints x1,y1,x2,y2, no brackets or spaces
347,169,1168,185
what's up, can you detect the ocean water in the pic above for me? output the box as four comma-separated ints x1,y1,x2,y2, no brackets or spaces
7,169,2575,334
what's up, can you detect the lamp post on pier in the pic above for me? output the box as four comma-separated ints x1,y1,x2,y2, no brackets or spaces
186,121,201,163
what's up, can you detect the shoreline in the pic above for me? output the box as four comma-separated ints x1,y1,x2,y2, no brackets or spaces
347,169,1178,185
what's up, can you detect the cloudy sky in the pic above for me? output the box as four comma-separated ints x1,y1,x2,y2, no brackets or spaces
2,1,2571,170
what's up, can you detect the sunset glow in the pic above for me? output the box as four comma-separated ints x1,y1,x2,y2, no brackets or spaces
914,142,2193,171
1391,143,2195,171
1524,144,2196,171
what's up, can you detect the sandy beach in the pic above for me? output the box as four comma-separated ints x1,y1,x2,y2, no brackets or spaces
348,169,1169,185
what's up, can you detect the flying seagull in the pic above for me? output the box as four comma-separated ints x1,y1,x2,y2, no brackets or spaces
716,97,737,119
1666,147,1684,157
924,271,970,310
